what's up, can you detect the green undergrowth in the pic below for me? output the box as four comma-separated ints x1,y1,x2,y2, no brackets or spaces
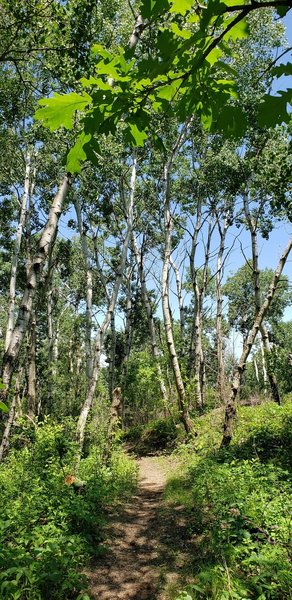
123,416,181,454
164,398,292,600
0,419,137,600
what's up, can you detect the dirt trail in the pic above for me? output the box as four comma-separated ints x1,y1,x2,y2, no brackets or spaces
85,456,190,600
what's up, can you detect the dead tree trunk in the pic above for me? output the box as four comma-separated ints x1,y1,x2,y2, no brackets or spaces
221,237,292,447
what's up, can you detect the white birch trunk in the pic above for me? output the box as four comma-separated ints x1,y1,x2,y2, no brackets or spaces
216,210,230,403
132,233,169,408
74,197,93,380
76,157,136,461
254,357,259,383
0,366,24,461
221,237,292,447
243,191,281,404
0,175,70,399
5,151,31,351
161,124,192,433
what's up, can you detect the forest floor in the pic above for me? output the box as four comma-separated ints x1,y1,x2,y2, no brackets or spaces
85,454,194,600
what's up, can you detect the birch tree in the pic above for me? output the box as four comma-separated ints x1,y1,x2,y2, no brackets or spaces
0,175,71,401
76,156,136,460
221,237,292,447
161,123,193,434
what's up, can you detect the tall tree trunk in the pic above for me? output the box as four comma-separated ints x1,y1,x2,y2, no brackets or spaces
27,310,37,417
254,357,259,384
170,257,185,340
221,237,292,447
161,125,192,434
188,198,202,381
76,158,136,462
193,216,214,409
243,191,281,404
5,150,31,351
215,209,230,404
0,364,25,461
132,233,169,409
108,313,116,400
74,197,93,380
0,175,71,401
120,263,134,425
47,286,54,408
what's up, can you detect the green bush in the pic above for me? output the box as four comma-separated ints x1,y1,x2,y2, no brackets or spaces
167,400,292,600
0,420,137,599
124,417,179,454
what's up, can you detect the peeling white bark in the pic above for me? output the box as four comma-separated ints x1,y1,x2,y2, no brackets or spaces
0,175,70,399
5,151,31,351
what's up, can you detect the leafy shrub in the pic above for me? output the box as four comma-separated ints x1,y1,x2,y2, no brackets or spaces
0,420,137,599
124,417,179,454
167,400,292,599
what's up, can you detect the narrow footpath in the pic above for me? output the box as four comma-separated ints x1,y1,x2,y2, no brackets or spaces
85,456,192,600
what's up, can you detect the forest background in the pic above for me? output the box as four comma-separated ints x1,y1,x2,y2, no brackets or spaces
0,0,291,598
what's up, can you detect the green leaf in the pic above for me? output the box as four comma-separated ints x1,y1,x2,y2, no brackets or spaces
0,401,8,413
91,44,113,60
205,47,223,66
211,105,247,137
141,0,170,19
272,63,292,78
224,17,249,41
128,123,148,147
257,93,291,128
170,0,193,15
35,92,92,131
66,132,91,173
170,23,192,39
157,81,182,101
276,4,290,17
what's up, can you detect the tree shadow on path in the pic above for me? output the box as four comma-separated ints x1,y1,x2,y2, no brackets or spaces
85,457,195,600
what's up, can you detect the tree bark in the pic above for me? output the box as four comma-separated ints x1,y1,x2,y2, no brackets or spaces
27,310,37,417
108,312,116,400
0,175,71,401
0,365,24,461
243,190,281,404
132,233,169,409
221,237,292,447
74,197,93,380
161,124,192,433
215,208,230,404
193,216,214,409
5,150,31,351
76,157,136,462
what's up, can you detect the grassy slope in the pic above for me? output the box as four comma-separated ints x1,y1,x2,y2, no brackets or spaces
164,399,292,600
